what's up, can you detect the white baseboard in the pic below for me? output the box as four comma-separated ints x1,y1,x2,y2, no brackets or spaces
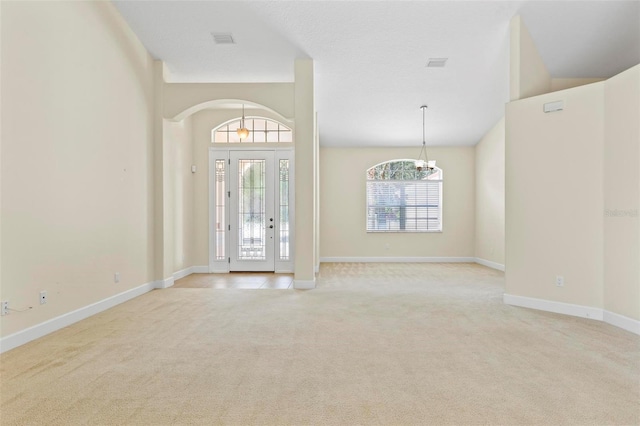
503,294,604,320
320,256,505,271
156,276,174,289
209,263,230,273
475,258,505,271
603,310,640,335
173,265,209,280
0,264,212,353
293,279,316,290
0,281,156,354
320,257,476,263
173,267,192,280
504,294,640,335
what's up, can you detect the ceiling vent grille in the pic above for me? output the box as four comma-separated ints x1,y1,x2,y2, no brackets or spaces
426,58,448,68
212,33,235,45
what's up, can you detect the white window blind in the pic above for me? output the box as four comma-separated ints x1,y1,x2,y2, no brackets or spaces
366,160,442,232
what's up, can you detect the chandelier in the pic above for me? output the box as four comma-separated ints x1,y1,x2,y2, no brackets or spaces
415,105,436,173
237,104,250,139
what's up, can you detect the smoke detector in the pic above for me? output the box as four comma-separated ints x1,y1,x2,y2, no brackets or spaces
426,58,448,68
211,33,235,45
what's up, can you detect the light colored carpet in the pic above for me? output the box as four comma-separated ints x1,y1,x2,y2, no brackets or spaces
1,263,638,425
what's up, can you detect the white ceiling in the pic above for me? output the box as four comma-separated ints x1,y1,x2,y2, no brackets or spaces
113,1,640,147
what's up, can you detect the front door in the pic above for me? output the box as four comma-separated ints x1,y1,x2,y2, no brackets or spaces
229,150,275,271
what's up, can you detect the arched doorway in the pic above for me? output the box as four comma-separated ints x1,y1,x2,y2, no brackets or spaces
209,115,295,273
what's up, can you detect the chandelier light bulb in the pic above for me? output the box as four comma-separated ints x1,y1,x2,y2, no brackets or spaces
237,104,250,139
237,127,249,139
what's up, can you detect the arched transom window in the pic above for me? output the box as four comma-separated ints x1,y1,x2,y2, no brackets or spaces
366,159,443,232
212,117,293,143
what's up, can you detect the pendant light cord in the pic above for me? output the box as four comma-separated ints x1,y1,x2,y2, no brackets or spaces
422,105,426,146
420,105,428,164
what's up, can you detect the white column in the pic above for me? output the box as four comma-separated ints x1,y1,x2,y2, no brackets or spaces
294,59,316,289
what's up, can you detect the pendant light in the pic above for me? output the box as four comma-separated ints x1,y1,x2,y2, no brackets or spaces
237,104,250,139
415,105,435,173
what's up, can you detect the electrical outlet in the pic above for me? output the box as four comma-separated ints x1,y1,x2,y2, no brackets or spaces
556,275,565,287
1,301,8,316
40,291,47,305
114,272,120,283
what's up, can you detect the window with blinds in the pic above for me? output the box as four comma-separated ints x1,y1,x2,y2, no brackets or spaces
366,160,442,232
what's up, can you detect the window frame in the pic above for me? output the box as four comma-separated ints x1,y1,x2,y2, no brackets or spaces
211,117,293,144
365,159,443,233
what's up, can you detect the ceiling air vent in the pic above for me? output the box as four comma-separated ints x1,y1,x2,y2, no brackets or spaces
426,58,448,68
211,33,235,45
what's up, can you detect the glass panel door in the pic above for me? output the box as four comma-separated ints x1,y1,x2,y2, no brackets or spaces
229,151,275,271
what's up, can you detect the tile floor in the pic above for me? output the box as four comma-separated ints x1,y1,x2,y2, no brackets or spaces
173,272,294,289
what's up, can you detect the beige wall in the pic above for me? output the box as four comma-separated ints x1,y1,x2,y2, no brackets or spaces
315,112,321,271
506,65,640,321
320,147,475,258
163,83,294,122
506,15,638,324
475,118,505,266
293,59,317,285
0,0,3,306
164,117,195,273
0,1,156,336
153,61,166,281
190,110,222,268
510,16,551,101
551,78,605,92
604,66,640,321
506,83,605,308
